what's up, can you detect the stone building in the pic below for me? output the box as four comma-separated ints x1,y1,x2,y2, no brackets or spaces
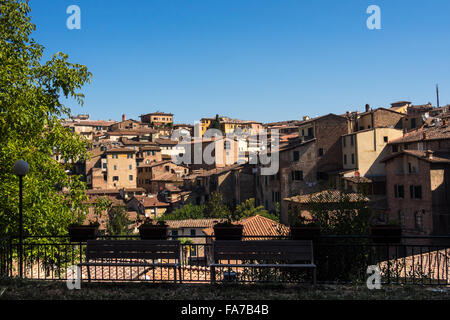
105,148,137,189
255,139,318,223
137,160,188,193
140,112,174,127
297,113,350,178
382,150,450,236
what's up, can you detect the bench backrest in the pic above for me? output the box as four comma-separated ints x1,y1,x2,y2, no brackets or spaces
213,240,314,263
85,240,181,261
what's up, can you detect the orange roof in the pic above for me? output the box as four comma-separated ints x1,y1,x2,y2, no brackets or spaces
105,147,136,153
166,219,225,229
135,195,170,207
202,215,289,238
390,124,450,144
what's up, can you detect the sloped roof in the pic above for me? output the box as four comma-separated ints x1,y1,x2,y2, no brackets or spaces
155,138,179,145
343,176,373,184
134,195,170,207
390,124,450,144
381,150,450,164
284,189,369,203
105,147,136,153
166,219,225,229
202,215,289,237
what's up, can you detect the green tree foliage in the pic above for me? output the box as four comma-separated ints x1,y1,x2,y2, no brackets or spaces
301,189,372,282
234,198,279,222
106,206,133,236
304,190,370,235
211,114,221,131
204,191,231,219
163,204,205,220
0,0,92,237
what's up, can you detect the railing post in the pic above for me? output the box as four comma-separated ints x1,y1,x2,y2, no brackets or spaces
386,243,390,284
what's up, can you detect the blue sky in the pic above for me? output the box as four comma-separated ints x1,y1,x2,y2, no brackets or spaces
28,0,450,124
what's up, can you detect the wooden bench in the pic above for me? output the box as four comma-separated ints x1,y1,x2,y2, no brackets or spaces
78,240,181,283
210,240,316,285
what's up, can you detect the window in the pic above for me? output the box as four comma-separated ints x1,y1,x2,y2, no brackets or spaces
224,141,231,150
138,168,143,173
351,153,355,164
410,185,422,199
102,163,107,169
127,154,133,159
350,135,354,146
344,154,347,165
114,165,117,170
112,154,118,159
190,229,196,236
394,184,404,198
307,127,313,137
191,245,197,256
392,145,398,153
129,175,133,181
172,230,179,238
398,210,405,227
113,176,119,181
293,151,300,161
415,212,423,231
318,148,324,157
165,166,170,172
384,136,388,143
292,170,303,181
411,118,416,129
129,164,132,170
272,192,281,203
343,137,346,147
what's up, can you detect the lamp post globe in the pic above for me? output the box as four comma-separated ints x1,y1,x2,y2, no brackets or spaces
13,160,29,176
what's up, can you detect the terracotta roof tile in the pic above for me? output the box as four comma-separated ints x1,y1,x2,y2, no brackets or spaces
202,215,288,238
284,189,369,203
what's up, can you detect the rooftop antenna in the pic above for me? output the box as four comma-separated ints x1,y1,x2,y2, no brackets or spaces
436,84,440,108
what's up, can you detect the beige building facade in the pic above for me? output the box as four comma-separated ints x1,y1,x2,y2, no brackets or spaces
106,148,137,189
342,127,403,177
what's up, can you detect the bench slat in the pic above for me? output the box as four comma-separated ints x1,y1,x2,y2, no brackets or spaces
79,262,180,267
86,253,180,260
214,254,313,261
85,240,181,261
210,263,316,268
86,243,180,249
213,240,313,262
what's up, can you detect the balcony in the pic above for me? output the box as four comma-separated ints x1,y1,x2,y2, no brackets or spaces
1,235,449,286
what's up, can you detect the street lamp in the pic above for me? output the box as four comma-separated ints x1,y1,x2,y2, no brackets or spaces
13,160,28,278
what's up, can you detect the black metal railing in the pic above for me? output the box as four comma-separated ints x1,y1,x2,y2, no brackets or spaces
0,235,449,285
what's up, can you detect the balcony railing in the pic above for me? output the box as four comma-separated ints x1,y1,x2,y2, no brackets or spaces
0,235,449,285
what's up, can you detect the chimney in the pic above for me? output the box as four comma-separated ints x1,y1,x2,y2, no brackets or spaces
365,104,370,112
122,114,126,122
425,150,433,159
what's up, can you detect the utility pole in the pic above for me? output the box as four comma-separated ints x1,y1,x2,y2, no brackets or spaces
436,84,440,108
